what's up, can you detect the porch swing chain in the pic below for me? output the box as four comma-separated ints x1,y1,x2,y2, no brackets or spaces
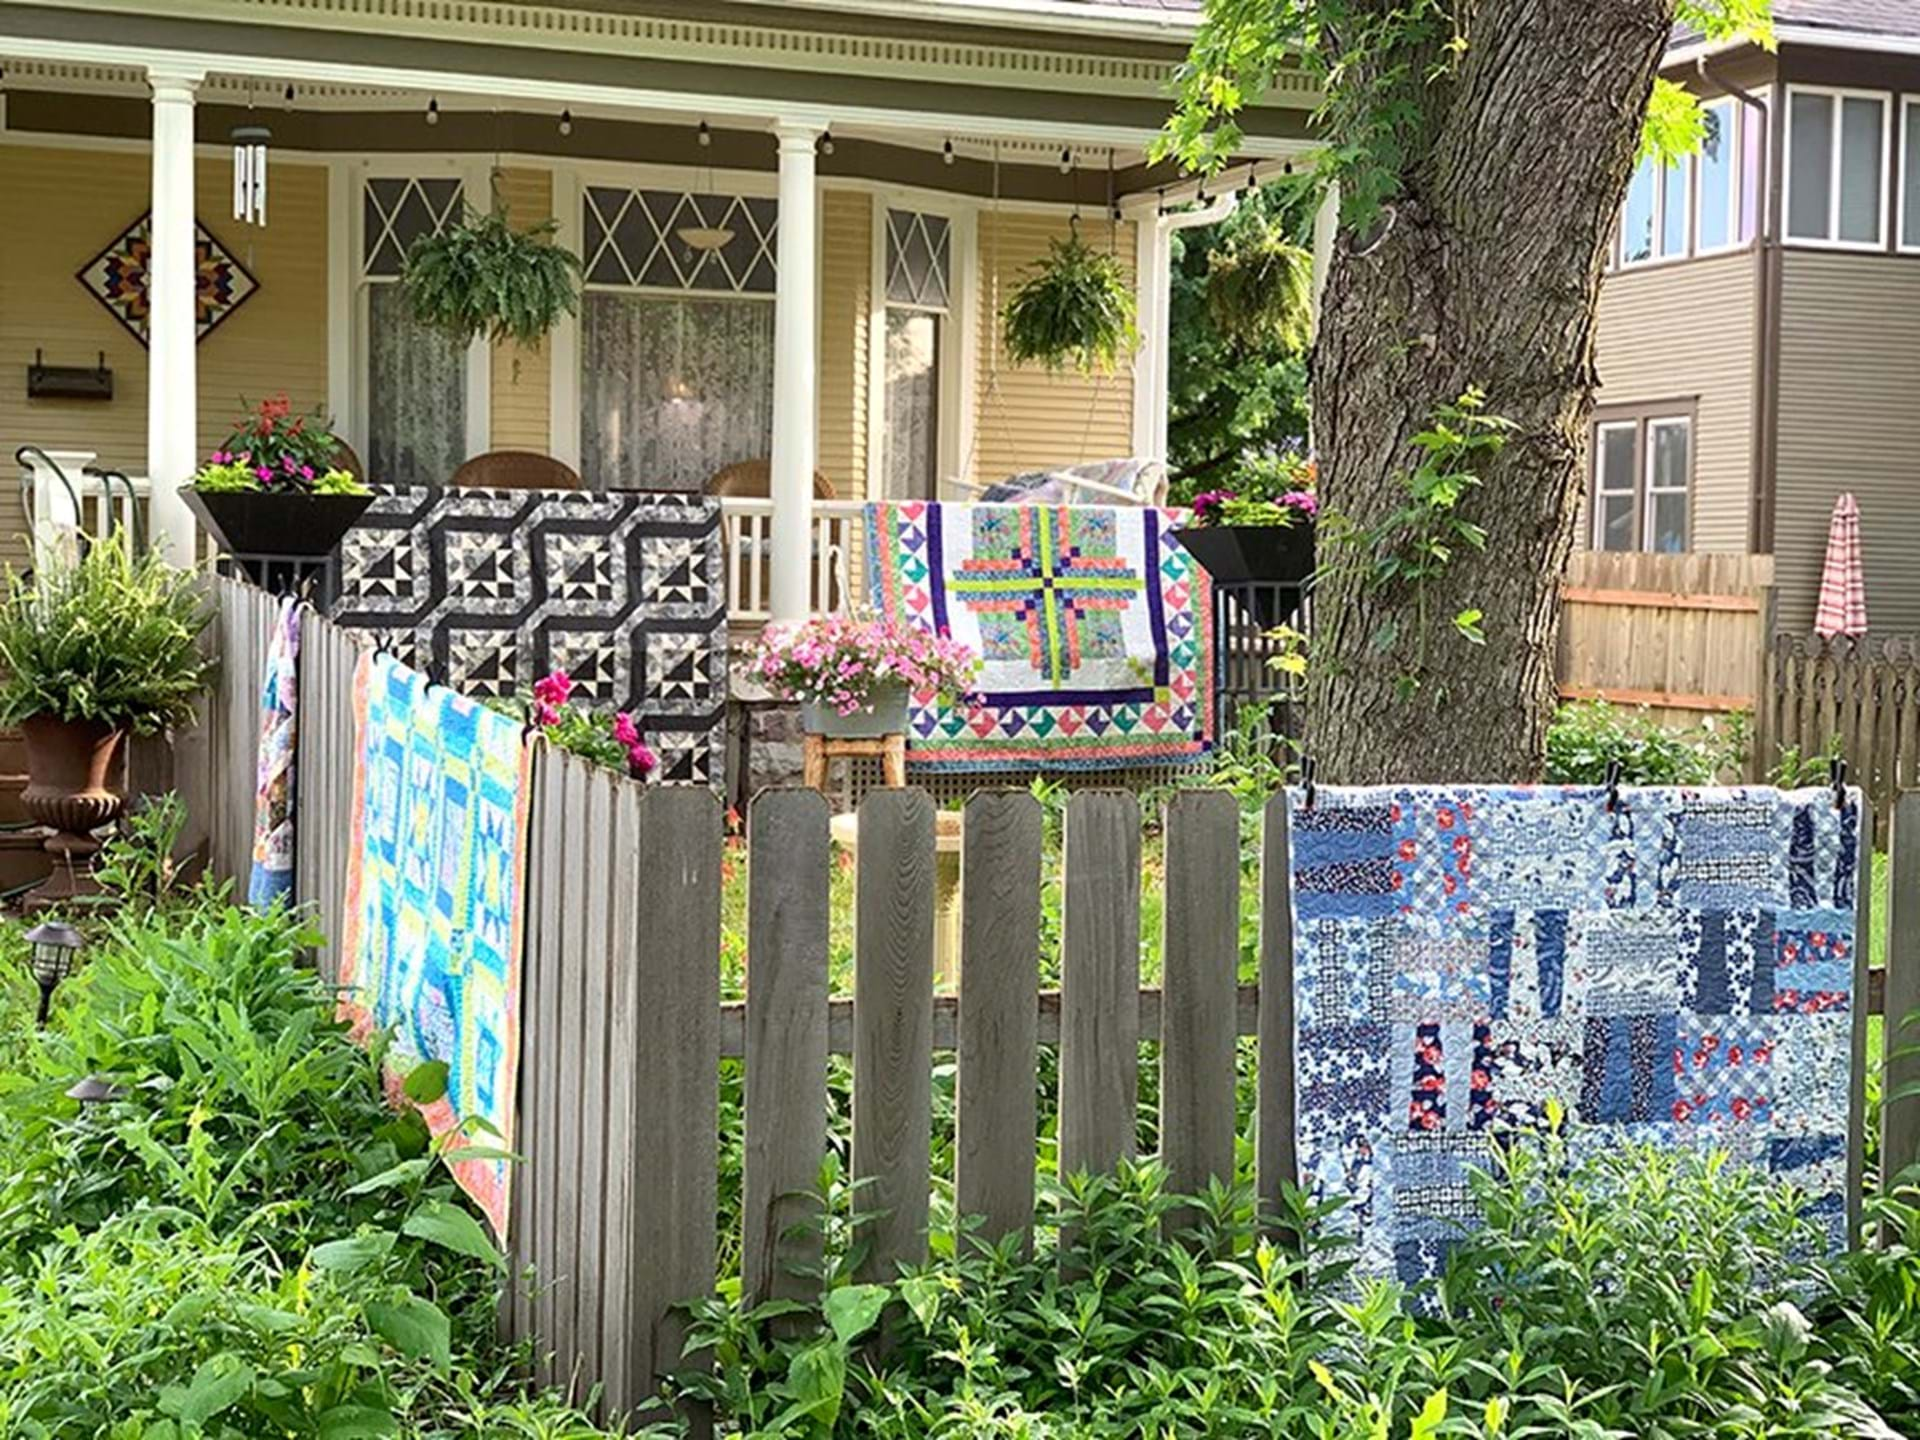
965,140,1021,487
1075,149,1118,461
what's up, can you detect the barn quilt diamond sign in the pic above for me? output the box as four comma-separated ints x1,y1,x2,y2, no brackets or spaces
866,502,1214,771
75,211,259,347
1289,784,1868,1289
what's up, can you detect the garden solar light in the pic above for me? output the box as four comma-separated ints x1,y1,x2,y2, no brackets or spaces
25,919,82,1025
65,1075,121,1105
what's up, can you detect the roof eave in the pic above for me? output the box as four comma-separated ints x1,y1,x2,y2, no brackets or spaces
1666,22,1920,70
725,0,1202,43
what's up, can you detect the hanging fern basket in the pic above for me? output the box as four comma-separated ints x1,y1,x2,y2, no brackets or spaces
401,205,582,349
1205,225,1313,352
1000,228,1139,374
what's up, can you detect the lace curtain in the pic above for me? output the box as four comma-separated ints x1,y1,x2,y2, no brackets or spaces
581,293,775,491
366,283,466,487
883,308,939,500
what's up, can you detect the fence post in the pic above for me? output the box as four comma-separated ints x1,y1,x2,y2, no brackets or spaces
955,790,1042,1253
1256,794,1297,1237
1160,790,1240,1236
1884,791,1920,1196
1849,793,1874,1245
743,788,830,1306
852,788,936,1284
1058,791,1142,1179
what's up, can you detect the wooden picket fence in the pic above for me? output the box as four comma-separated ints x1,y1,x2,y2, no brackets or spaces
186,575,1920,1428
1756,633,1920,839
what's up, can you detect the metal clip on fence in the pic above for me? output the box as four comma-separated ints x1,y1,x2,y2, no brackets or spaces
1831,756,1850,811
1604,759,1625,814
1300,755,1317,811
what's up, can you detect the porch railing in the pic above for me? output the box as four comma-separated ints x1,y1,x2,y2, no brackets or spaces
17,449,151,564
719,496,867,624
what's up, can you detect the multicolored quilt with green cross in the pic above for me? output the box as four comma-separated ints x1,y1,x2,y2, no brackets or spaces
865,502,1214,770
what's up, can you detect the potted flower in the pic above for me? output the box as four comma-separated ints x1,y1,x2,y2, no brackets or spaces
0,539,212,905
755,616,980,738
1001,228,1139,374
498,669,658,780
1174,451,1318,583
181,395,375,585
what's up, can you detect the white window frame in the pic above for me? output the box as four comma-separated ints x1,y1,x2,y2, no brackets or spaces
1900,95,1920,255
1591,420,1641,549
1695,95,1743,257
346,156,492,469
1782,83,1891,252
1642,415,1692,554
1617,151,1693,270
866,193,978,501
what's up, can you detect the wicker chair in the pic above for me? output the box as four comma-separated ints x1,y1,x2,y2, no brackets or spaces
705,458,836,500
328,438,366,486
450,450,584,491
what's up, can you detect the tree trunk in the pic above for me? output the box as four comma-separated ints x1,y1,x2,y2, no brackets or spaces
1306,0,1675,783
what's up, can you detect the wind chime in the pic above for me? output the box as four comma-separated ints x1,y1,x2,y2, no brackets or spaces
231,89,273,226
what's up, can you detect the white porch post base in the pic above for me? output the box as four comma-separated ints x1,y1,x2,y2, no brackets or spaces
147,64,205,566
768,120,822,625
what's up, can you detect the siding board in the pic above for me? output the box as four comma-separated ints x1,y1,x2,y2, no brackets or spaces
490,166,554,455
818,188,870,497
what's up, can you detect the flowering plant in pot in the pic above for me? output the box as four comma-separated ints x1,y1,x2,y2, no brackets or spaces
183,395,374,583
496,670,658,780
0,539,212,904
1174,450,1318,595
754,615,980,738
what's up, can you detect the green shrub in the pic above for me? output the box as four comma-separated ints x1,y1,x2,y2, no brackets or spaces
1545,697,1749,785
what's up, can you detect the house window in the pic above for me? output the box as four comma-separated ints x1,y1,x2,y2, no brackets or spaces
1698,97,1738,252
881,209,952,500
1612,92,1766,266
578,186,778,490
361,176,467,487
1590,411,1691,553
1901,97,1920,251
1786,86,1888,247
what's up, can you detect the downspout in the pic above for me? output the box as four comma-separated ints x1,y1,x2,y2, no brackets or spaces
1138,189,1240,464
1699,57,1779,558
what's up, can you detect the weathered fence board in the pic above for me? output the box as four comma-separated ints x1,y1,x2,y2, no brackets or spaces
1758,635,1920,837
1160,790,1240,1232
955,790,1043,1250
743,788,831,1306
1886,791,1920,1191
1849,796,1875,1242
294,611,361,984
852,790,936,1284
1255,796,1297,1231
1059,791,1142,1178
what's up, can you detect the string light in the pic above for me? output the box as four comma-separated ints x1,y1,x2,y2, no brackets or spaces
821,127,835,155
559,108,573,137
697,119,711,147
426,96,440,126
943,137,955,166
283,83,295,107
1156,186,1166,217
1058,146,1072,174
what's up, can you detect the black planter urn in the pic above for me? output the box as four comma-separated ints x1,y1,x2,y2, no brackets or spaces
1171,522,1314,627
181,488,375,599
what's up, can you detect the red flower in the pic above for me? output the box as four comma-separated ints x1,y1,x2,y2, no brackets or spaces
1437,808,1455,830
1398,839,1418,861
1730,1096,1753,1121
1673,1099,1694,1122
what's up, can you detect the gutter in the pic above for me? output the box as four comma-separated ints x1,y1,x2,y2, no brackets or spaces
1668,23,1920,70
1698,55,1780,558
730,0,1202,42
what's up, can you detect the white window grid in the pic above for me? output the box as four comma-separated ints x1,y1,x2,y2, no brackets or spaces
1643,416,1691,553
885,209,952,312
1900,96,1920,254
581,186,778,296
1696,97,1741,256
1783,83,1891,251
362,176,464,281
1592,420,1640,549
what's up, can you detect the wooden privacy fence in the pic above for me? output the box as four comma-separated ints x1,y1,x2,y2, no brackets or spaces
188,575,1920,1428
1757,633,1920,838
1557,550,1772,726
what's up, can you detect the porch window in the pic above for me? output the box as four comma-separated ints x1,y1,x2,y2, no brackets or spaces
1590,411,1691,553
361,177,468,487
1785,86,1888,247
882,209,952,500
1901,98,1920,251
578,186,778,490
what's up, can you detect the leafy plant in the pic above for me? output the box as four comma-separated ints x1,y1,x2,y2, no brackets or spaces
1205,218,1312,352
192,394,368,496
494,670,657,779
0,538,212,733
1546,697,1751,785
402,203,582,348
1001,229,1138,374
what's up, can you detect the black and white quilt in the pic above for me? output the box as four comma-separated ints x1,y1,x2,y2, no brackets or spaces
332,485,727,788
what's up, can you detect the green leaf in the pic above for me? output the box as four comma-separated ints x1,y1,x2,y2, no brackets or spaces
161,1356,254,1427
344,1158,430,1196
311,1231,397,1274
402,1060,449,1104
367,1293,452,1371
1410,1390,1448,1440
317,1405,401,1439
402,1198,504,1268
898,1274,942,1330
823,1283,889,1345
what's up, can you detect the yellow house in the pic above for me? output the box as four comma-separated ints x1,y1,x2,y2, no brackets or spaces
0,0,1316,618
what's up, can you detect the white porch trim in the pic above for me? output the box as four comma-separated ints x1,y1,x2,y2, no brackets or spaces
1131,188,1238,465
769,120,823,624
145,61,205,565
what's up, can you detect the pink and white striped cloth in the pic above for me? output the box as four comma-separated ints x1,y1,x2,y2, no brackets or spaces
1814,492,1868,638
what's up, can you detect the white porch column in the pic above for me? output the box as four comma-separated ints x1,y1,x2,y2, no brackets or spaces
1132,190,1239,466
147,64,205,566
768,120,822,624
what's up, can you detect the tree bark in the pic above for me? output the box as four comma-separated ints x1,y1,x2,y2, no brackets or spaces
1306,0,1675,783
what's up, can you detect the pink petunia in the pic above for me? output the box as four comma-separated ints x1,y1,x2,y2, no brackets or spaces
532,670,573,710
612,712,640,747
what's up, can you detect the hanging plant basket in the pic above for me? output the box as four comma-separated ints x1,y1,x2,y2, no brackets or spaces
1206,224,1313,352
401,204,582,348
1000,228,1139,374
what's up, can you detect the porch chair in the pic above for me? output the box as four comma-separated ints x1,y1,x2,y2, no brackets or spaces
704,458,837,500
450,450,584,491
705,458,847,616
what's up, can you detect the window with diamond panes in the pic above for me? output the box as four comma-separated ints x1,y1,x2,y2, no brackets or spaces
582,187,778,294
361,177,467,487
883,210,951,499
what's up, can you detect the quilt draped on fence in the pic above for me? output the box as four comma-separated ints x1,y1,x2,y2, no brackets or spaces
340,650,533,1238
333,485,726,788
1290,784,1865,1286
247,596,300,908
865,502,1214,770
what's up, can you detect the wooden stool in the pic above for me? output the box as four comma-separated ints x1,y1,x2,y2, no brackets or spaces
802,732,905,791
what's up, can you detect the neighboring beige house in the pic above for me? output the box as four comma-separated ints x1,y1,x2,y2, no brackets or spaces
0,0,1314,616
1592,0,1920,631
